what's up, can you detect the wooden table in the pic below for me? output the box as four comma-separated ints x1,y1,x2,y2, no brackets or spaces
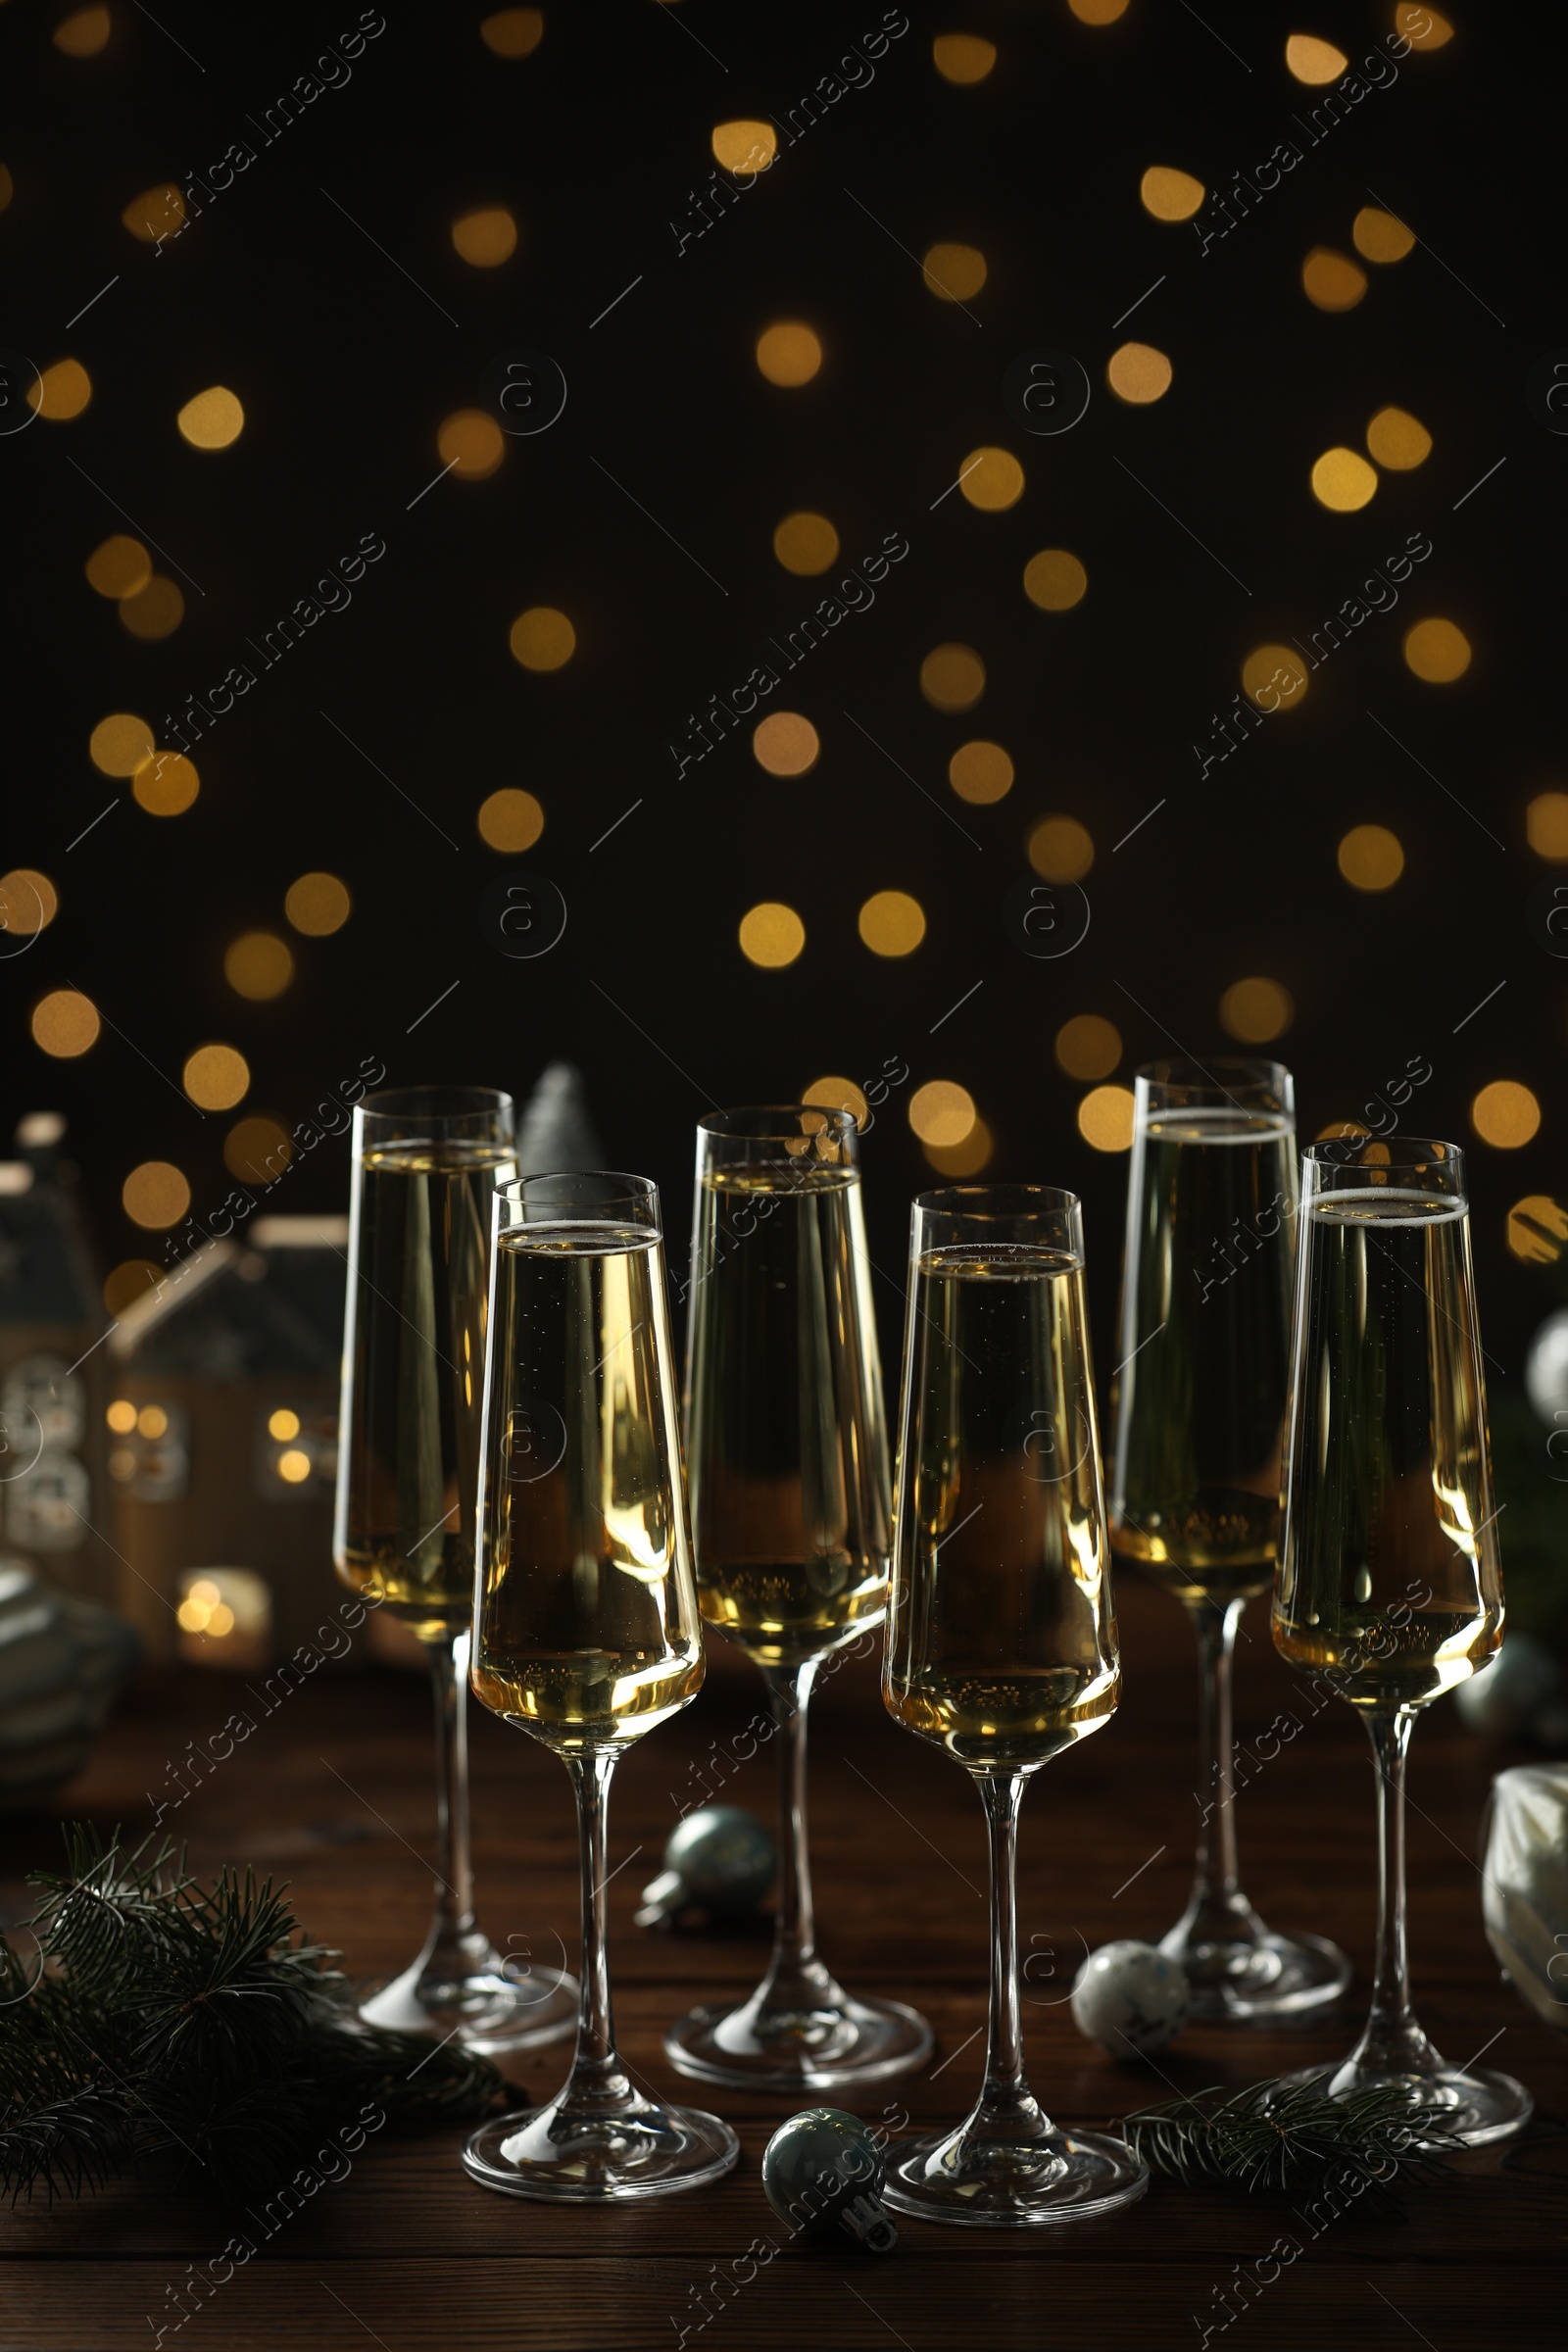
2,1577,1562,2350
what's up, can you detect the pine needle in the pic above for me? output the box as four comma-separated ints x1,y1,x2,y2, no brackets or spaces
0,1823,510,2205
1123,2074,1466,2203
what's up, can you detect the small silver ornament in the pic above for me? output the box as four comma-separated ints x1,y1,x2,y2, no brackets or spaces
1071,1938,1191,2057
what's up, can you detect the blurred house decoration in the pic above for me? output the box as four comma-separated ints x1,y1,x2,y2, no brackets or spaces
0,1114,113,1605
108,1217,347,1666
0,1553,139,1810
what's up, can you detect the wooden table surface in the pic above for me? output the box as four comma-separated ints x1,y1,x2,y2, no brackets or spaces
2,1575,1562,2351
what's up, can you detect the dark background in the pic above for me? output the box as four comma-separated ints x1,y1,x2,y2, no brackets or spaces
3,0,1561,1398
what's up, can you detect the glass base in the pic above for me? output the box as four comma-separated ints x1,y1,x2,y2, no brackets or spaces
883,2119,1149,2230
1159,1917,1352,2024
1275,2057,1534,2149
463,2088,740,2202
664,1975,932,2091
355,1926,579,2055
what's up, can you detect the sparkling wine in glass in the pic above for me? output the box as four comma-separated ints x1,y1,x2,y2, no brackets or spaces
1271,1137,1532,2143
1109,1059,1350,2020
333,1086,577,2051
462,1170,739,2199
882,1185,1148,2225
663,1106,932,2091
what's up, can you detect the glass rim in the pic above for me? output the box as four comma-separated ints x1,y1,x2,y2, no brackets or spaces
496,1168,660,1230
698,1103,858,1142
355,1084,514,1144
1303,1136,1465,1180
913,1183,1081,1219
1134,1056,1293,1104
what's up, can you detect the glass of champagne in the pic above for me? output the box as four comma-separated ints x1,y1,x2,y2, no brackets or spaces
1271,1137,1533,2142
333,1086,577,2050
462,1169,739,2199
882,1185,1148,2225
1109,1059,1350,2020
664,1106,932,2090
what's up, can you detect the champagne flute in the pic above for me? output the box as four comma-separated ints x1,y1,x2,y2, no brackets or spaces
462,1170,739,2198
1109,1058,1350,2019
333,1086,577,2050
665,1106,932,2090
1271,1137,1533,2142
882,1185,1148,2225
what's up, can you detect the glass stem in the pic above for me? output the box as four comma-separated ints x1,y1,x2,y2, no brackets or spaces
975,1772,1046,2137
425,1630,476,1945
1185,1595,1252,1937
760,1660,824,1994
1351,1709,1436,2077
564,1749,633,2107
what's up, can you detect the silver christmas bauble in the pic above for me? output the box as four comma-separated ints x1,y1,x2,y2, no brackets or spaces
1070,1938,1191,2057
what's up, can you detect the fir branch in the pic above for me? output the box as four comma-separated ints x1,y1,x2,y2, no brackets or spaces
1123,2075,1465,2203
0,1823,510,2205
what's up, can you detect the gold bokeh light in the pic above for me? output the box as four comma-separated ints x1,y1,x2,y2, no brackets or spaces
712,121,777,176
908,1081,976,1148
183,1045,250,1112
438,409,505,479
753,711,820,776
224,931,295,1000
510,607,575,670
1027,817,1094,884
1403,618,1471,683
269,1408,302,1442
920,643,985,712
958,446,1022,510
176,386,244,449
225,1115,293,1184
1526,792,1568,860
949,741,1013,804
133,751,200,815
1352,206,1415,263
31,990,99,1058
1106,342,1172,404
933,33,996,82
858,891,926,957
480,8,544,56
1338,824,1405,891
924,243,988,302
738,903,806,969
53,7,110,54
1140,167,1205,221
122,1162,191,1230
477,788,545,852
120,577,184,640
86,535,152,599
756,323,822,387
1302,248,1367,311
1507,1197,1568,1263
1366,407,1431,469
103,1262,161,1317
1219,977,1295,1043
803,1076,869,1127
1472,1083,1541,1150
1078,1086,1135,1152
1311,446,1378,512
1396,4,1452,45
89,712,154,775
122,183,184,242
0,870,59,938
1286,33,1348,82
285,872,351,935
1068,0,1129,20
773,513,839,574
1242,645,1308,711
1023,550,1087,612
27,360,92,420
1055,1015,1121,1080
925,1117,993,1176
452,207,517,266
